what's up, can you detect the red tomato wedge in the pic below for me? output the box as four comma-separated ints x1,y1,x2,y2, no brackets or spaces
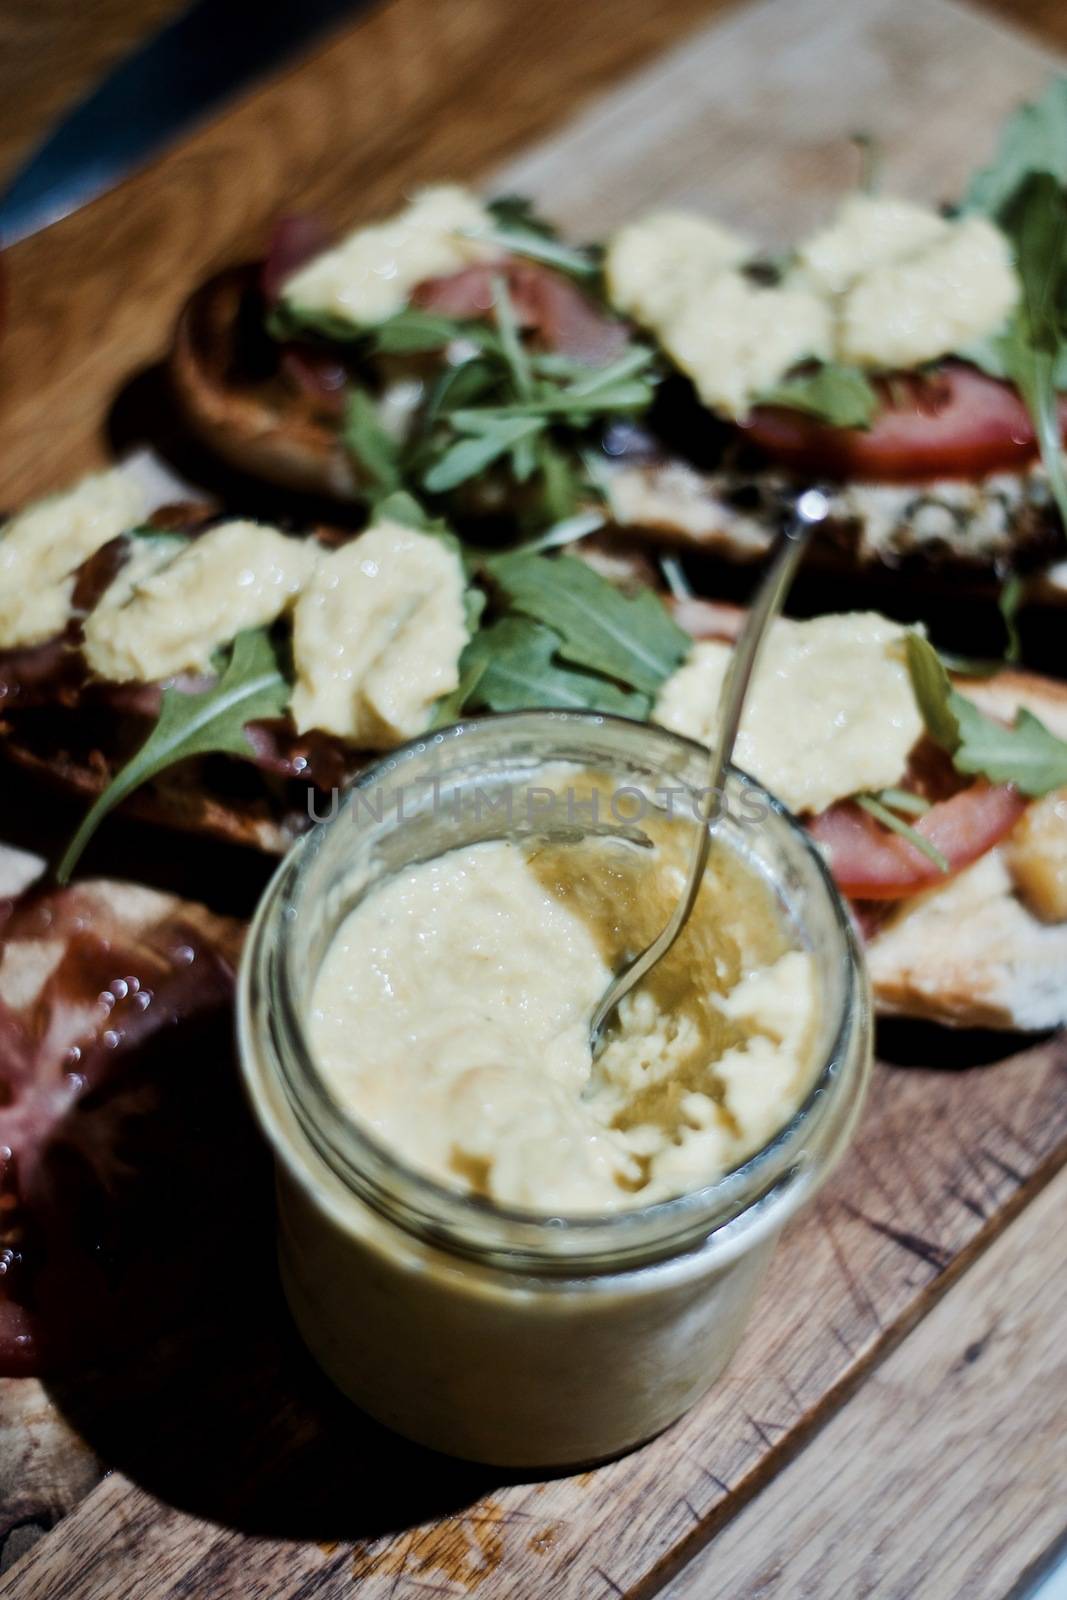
413,259,630,366
741,361,1064,483
807,781,1027,899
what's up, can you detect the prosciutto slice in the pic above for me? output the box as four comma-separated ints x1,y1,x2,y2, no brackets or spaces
413,258,630,367
0,856,251,1376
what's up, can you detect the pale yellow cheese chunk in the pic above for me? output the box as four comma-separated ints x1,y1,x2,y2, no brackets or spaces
838,213,1019,370
654,612,924,815
604,193,1019,415
0,468,146,649
289,519,468,747
605,211,752,328
82,520,315,682
282,185,498,326
796,194,952,295
659,273,833,418
309,838,818,1212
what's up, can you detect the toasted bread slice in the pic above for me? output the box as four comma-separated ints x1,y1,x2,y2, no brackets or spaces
1,736,301,856
167,272,1065,597
867,845,1067,1031
863,669,1067,1031
601,456,1064,588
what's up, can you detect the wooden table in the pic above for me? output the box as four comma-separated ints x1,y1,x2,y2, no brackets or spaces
2,1,1067,1596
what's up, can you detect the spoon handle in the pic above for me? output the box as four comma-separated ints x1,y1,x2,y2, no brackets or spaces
588,488,829,1051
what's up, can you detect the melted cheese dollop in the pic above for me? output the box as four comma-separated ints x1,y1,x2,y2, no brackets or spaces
605,213,829,417
289,519,468,747
654,612,924,815
82,520,315,682
606,211,752,326
795,194,952,294
660,275,833,420
833,212,1019,370
604,194,1018,416
282,185,497,327
309,834,818,1213
0,468,145,649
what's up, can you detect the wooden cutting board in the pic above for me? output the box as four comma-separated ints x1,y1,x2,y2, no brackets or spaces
2,0,1067,1596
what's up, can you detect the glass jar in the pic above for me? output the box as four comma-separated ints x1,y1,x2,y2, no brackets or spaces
238,711,871,1468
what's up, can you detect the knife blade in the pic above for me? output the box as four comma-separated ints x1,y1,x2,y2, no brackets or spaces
0,0,379,245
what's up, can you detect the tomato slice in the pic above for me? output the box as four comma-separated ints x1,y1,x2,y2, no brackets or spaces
807,781,1027,899
741,361,1062,483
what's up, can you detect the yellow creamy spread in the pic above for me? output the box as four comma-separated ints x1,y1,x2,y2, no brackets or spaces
72,503,469,749
82,519,316,682
0,468,146,649
654,612,923,815
289,519,468,746
282,185,497,326
605,194,1018,417
309,812,819,1213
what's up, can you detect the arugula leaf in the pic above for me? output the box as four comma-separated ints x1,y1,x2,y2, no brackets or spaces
372,489,436,530
958,330,1067,390
342,390,402,494
534,436,584,523
937,650,1005,680
479,196,601,279
462,617,649,717
964,77,1067,216
906,633,965,750
431,658,487,728
423,417,544,493
906,632,1067,796
487,195,559,237
486,551,689,694
369,308,503,356
520,509,606,552
952,703,1067,792
491,273,534,399
852,131,883,196
419,357,500,438
267,302,371,344
999,573,1024,663
872,788,931,816
758,363,879,428
445,380,651,425
127,524,189,546
57,630,290,882
856,794,949,873
992,173,1067,530
473,228,600,279
565,343,656,397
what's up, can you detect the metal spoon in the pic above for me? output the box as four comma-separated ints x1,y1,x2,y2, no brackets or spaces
588,487,831,1058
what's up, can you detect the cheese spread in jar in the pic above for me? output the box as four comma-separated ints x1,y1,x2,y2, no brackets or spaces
239,713,870,1467
309,806,819,1213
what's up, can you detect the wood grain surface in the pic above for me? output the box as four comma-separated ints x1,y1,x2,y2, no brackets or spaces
0,0,185,181
2,0,1067,1595
2,1029,1066,1600
0,0,719,508
662,1163,1067,1600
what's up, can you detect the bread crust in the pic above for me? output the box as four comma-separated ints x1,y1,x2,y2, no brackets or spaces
1,735,301,856
169,265,364,500
866,846,1067,1031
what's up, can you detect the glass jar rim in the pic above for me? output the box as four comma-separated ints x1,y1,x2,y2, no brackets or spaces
240,710,869,1273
